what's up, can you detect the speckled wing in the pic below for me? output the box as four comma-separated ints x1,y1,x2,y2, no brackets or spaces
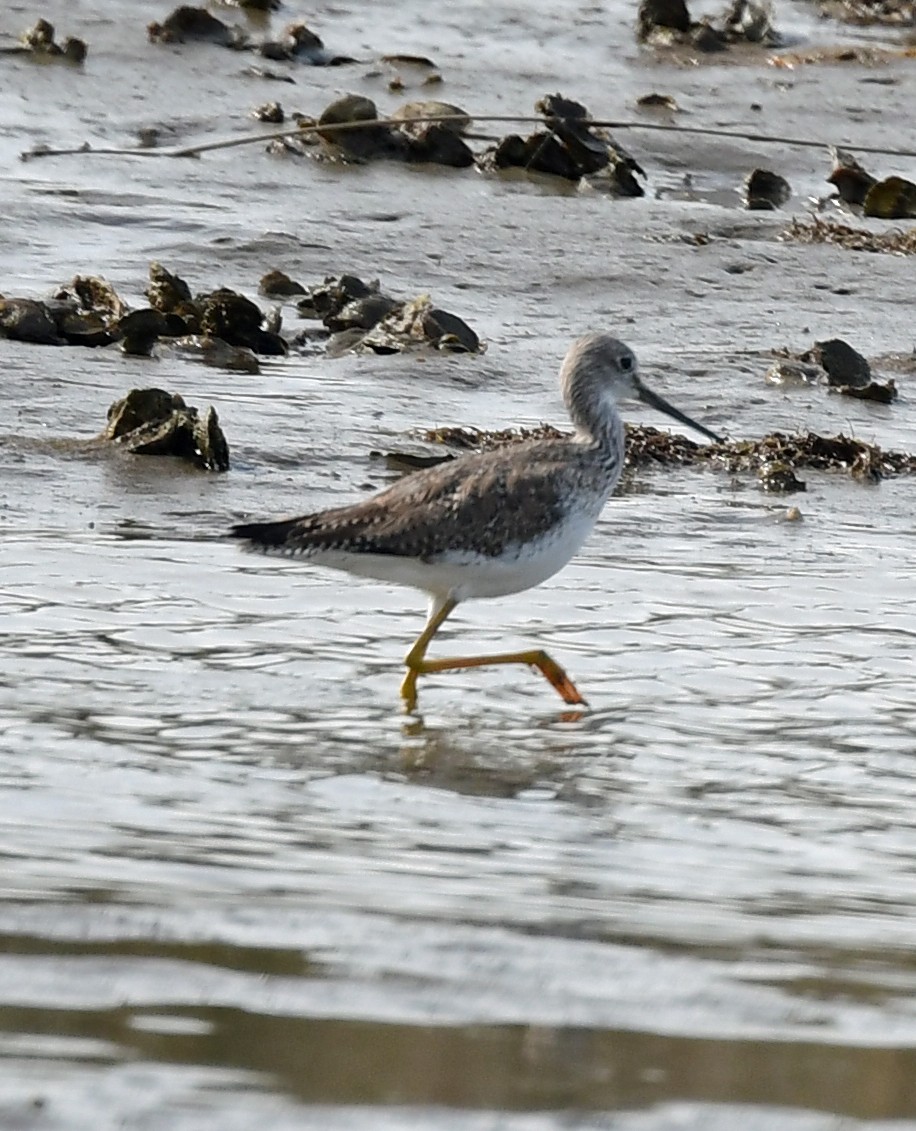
231,441,581,561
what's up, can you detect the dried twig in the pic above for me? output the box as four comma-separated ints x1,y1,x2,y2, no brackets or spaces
20,113,916,163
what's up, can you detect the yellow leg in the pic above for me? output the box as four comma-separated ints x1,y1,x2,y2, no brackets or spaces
400,597,458,710
399,597,587,709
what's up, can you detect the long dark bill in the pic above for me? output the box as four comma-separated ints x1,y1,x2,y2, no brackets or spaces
636,378,723,444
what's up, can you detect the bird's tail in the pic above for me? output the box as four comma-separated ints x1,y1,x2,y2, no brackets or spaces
230,518,302,550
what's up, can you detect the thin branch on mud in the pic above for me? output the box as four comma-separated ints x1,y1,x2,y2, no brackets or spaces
20,114,916,163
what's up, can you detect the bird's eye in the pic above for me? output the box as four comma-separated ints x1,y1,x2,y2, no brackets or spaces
619,354,633,371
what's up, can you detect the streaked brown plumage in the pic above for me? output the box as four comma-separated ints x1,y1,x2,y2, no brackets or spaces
231,333,721,708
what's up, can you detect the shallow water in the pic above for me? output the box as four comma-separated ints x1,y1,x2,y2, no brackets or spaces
2,0,916,1128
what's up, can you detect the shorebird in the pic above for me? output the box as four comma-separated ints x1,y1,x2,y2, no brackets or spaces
231,334,721,709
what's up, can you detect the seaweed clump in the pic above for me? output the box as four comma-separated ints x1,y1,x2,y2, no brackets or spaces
782,216,916,255
419,424,916,482
815,0,916,25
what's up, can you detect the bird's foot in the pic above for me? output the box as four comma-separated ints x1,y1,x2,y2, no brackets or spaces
399,668,420,713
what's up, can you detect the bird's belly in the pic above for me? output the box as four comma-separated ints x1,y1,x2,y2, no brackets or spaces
308,509,599,601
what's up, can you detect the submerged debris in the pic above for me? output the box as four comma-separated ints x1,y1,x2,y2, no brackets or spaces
717,431,909,479
419,422,722,466
294,274,481,355
157,335,262,374
782,215,916,255
764,359,821,386
105,388,230,472
770,43,916,66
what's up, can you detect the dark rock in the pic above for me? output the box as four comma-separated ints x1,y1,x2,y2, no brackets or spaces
252,101,284,123
723,0,779,43
392,101,471,134
148,6,244,46
745,168,792,209
199,288,263,339
637,0,692,38
536,93,610,176
421,308,480,353
758,461,806,493
827,148,877,205
105,388,230,472
324,293,401,332
259,270,306,298
298,274,378,319
406,124,475,167
835,379,897,403
317,94,408,160
690,20,729,50
147,262,193,313
0,298,63,345
813,338,871,387
864,176,916,219
490,132,585,180
117,309,186,356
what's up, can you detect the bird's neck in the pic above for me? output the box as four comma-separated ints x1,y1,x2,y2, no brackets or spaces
572,410,626,494
569,391,624,454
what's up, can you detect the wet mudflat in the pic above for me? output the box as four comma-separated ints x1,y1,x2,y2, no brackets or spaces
2,0,916,1128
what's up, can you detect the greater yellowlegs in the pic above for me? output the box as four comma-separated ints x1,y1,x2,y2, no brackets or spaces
231,333,722,708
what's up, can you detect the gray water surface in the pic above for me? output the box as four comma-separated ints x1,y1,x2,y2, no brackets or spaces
2,0,916,1127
